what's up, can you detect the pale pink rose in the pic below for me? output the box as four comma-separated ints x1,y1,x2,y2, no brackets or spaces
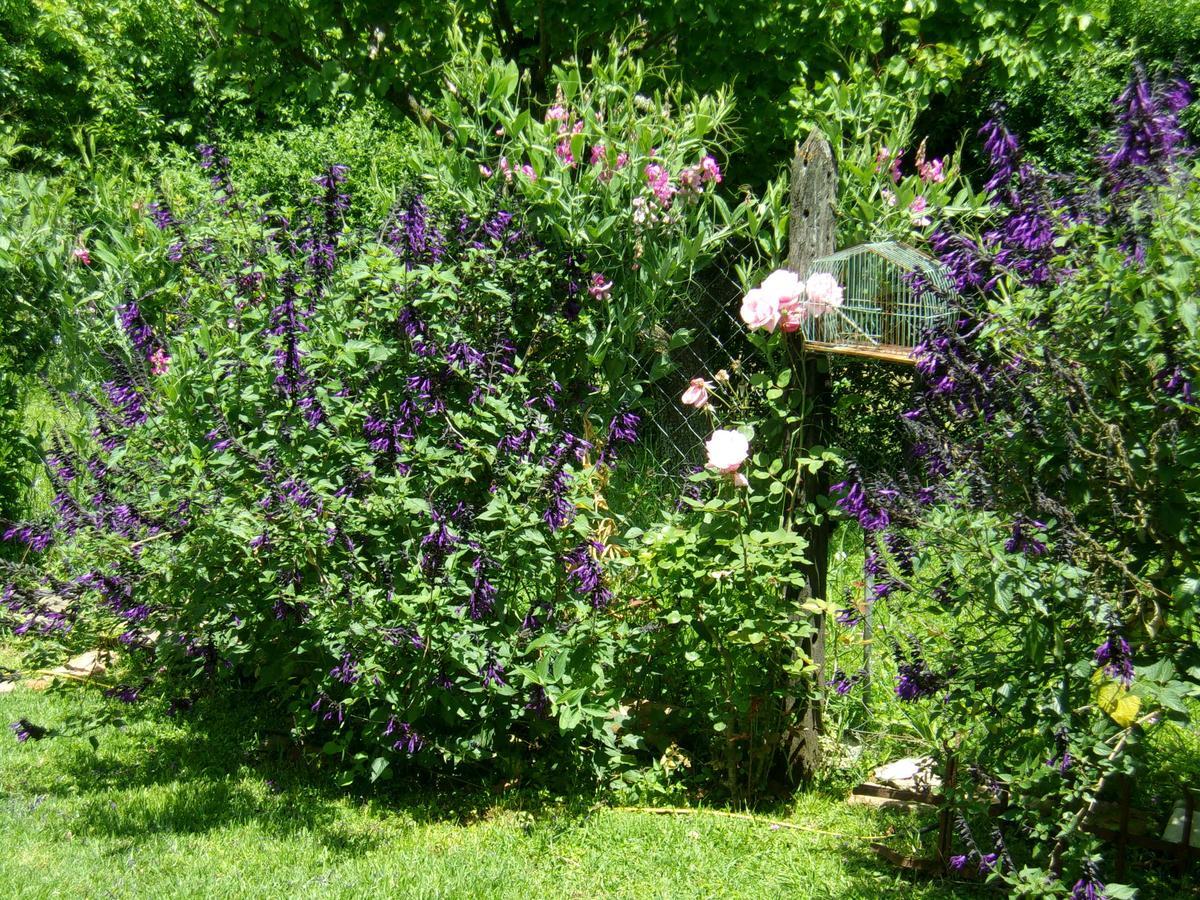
760,268,804,305
732,472,749,488
739,287,781,332
780,305,807,333
149,348,171,377
681,377,712,409
757,269,806,332
804,273,844,317
705,429,749,474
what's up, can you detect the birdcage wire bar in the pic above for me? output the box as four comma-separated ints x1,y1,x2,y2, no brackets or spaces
803,241,954,364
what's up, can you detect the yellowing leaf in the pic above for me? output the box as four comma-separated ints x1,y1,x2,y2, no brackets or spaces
1092,670,1141,727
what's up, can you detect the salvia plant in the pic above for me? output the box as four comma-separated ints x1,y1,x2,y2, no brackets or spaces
828,67,1199,893
1,149,662,783
1,42,774,787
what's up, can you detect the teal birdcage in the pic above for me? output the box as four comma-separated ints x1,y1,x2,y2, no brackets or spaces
802,241,955,364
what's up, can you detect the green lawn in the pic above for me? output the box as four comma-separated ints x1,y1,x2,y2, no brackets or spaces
0,682,983,899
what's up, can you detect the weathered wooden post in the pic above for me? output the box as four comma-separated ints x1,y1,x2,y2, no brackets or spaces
783,130,837,781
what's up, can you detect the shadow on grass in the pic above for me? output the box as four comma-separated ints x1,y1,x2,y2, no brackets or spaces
5,684,603,853
3,685,989,896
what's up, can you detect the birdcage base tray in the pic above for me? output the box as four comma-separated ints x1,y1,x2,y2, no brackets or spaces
803,341,917,365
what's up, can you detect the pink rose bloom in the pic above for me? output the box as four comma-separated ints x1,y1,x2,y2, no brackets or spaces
705,429,749,474
73,245,91,266
739,287,781,332
759,269,807,333
149,348,171,377
804,273,844,317
681,377,712,409
588,273,612,301
699,154,722,184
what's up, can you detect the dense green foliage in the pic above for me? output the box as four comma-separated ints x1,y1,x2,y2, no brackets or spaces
2,4,1199,897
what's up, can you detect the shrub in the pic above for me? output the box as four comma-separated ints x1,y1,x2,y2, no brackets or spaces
830,71,1199,892
1,47,760,785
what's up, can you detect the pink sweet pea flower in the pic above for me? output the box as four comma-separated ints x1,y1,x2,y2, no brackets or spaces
804,273,844,317
590,144,606,165
681,377,712,409
588,273,613,301
919,158,945,183
73,245,91,266
555,140,576,168
910,195,931,226
739,287,781,332
699,154,722,184
149,348,171,377
545,104,567,123
519,163,536,181
644,163,675,207
479,164,493,178
705,429,749,474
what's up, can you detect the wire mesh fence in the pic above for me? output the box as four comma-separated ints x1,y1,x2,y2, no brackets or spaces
610,240,757,492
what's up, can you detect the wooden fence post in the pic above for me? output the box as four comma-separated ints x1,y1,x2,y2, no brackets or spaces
783,130,837,782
